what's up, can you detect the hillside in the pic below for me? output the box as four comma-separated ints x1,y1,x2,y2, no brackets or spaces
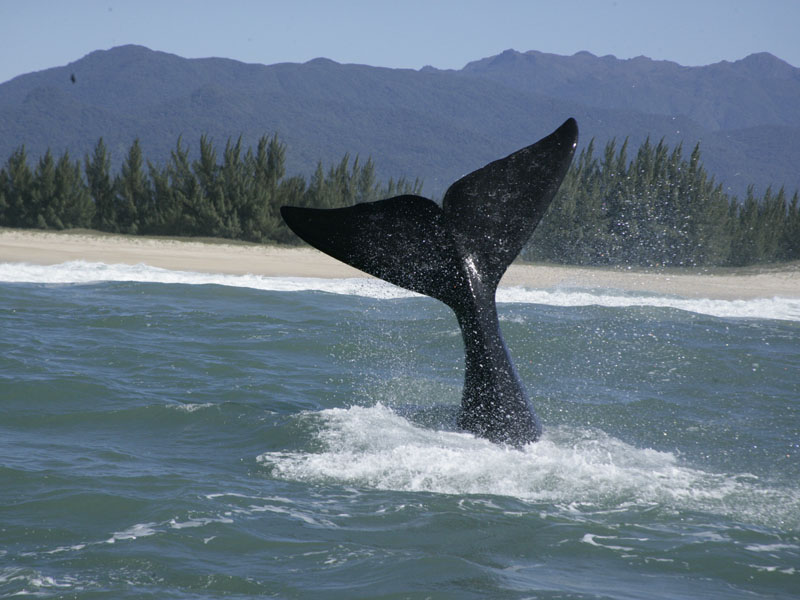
1,45,798,198
454,49,800,131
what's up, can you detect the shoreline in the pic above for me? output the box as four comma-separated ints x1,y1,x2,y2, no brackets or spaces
1,228,798,300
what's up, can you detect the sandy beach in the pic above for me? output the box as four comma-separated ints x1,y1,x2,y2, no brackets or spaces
1,228,798,300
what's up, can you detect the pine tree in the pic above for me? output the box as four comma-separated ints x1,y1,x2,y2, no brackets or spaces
217,137,245,239
356,156,379,204
760,186,788,263
32,150,57,229
601,137,634,263
85,138,116,232
250,134,285,241
166,137,200,235
0,169,7,223
730,186,759,265
326,154,354,209
146,159,183,235
192,135,224,236
55,151,94,228
304,161,330,209
114,139,147,234
1,147,34,228
781,191,800,260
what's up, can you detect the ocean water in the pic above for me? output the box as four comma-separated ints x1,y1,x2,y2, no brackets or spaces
1,260,799,599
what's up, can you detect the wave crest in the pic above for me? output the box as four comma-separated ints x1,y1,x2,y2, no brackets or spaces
1,260,798,321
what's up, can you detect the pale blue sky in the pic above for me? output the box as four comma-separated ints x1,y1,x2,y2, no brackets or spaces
1,0,798,84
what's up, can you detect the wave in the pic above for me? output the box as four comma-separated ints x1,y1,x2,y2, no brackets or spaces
0,260,411,298
258,404,799,530
2,260,799,321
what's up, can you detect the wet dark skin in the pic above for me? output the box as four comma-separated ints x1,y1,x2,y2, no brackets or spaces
281,119,578,446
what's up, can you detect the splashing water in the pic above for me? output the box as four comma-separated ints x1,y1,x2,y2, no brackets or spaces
259,404,799,529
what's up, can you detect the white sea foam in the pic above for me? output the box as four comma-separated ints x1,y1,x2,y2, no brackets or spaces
581,534,636,552
744,543,800,553
168,516,234,529
107,522,159,543
0,260,412,298
0,567,81,595
168,402,215,413
498,286,800,321
257,404,800,527
1,260,798,321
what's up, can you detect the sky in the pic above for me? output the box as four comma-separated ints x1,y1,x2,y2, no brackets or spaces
1,0,799,84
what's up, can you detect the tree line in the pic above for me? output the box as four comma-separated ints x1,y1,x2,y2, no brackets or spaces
524,137,800,267
0,133,797,266
0,135,422,244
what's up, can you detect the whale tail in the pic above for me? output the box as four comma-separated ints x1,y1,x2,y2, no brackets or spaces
280,118,578,309
281,118,578,445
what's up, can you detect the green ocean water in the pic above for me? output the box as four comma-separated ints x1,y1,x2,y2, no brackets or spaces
1,261,799,599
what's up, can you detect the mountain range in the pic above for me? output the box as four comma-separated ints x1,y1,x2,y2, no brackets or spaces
1,44,798,199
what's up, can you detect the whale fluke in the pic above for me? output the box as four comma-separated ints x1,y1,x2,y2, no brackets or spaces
281,118,578,446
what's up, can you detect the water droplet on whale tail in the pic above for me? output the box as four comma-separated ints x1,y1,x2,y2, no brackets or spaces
280,119,579,445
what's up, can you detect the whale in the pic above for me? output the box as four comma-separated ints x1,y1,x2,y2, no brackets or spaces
281,118,578,446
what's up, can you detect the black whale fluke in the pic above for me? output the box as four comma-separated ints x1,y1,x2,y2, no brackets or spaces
281,118,578,446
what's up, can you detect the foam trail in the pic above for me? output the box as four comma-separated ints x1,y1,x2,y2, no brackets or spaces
258,404,799,528
1,260,798,321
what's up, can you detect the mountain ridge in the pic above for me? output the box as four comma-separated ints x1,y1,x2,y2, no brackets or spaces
1,44,798,199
